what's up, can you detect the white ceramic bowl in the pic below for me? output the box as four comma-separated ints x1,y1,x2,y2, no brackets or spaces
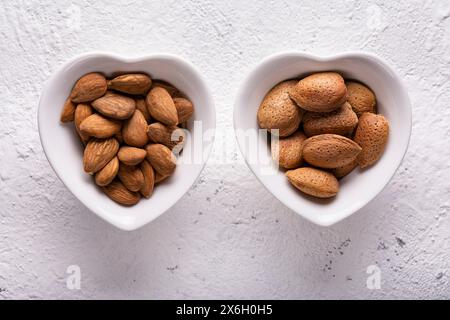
39,52,215,231
234,52,411,226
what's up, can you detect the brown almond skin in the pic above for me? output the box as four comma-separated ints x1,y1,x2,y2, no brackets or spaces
353,113,389,168
146,87,179,126
92,93,136,120
70,73,107,103
154,171,170,184
136,98,152,123
140,160,155,198
271,131,306,169
147,122,185,150
302,134,362,169
122,110,148,147
108,73,152,95
118,164,145,192
286,167,339,198
102,180,141,206
60,98,76,123
79,114,122,139
303,102,358,137
257,80,303,137
95,157,119,186
117,146,147,166
290,72,347,113
74,104,93,144
83,138,119,174
145,144,176,176
152,80,185,98
173,97,194,123
332,158,358,179
346,81,376,117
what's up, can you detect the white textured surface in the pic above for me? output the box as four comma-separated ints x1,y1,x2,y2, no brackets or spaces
0,0,449,299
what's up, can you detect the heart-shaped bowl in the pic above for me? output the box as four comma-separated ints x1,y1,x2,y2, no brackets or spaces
38,52,215,231
234,52,411,226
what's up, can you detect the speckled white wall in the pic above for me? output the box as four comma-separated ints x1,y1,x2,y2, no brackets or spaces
0,0,449,299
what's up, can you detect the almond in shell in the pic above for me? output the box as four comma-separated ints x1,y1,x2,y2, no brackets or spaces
145,144,176,176
92,93,136,120
102,180,141,206
271,131,306,169
353,113,389,168
286,167,339,198
290,72,347,113
140,160,155,198
70,73,107,103
108,73,152,95
146,87,179,126
122,110,148,147
95,156,119,186
257,80,303,137
79,114,122,139
118,146,147,166
303,102,358,137
83,138,119,174
332,158,358,179
302,134,362,169
118,164,145,192
346,81,377,117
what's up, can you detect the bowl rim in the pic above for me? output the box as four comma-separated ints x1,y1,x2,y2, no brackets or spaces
233,50,412,226
38,51,216,231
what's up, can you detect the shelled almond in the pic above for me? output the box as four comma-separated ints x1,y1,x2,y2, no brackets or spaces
257,72,389,199
61,72,194,206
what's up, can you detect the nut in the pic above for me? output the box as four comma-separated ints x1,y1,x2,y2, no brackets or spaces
145,144,176,176
118,164,145,192
257,80,302,137
83,138,119,174
92,93,136,120
95,156,119,186
286,167,339,198
70,73,107,103
117,146,147,166
353,112,389,168
79,114,122,139
271,131,306,169
302,134,362,169
289,72,347,112
122,110,149,147
146,87,179,126
303,102,358,137
108,73,152,95
102,180,141,206
346,81,376,116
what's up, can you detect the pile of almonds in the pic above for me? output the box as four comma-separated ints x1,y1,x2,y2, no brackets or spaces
257,72,389,199
60,72,194,206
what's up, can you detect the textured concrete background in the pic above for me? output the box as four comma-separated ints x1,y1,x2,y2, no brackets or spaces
0,0,449,299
